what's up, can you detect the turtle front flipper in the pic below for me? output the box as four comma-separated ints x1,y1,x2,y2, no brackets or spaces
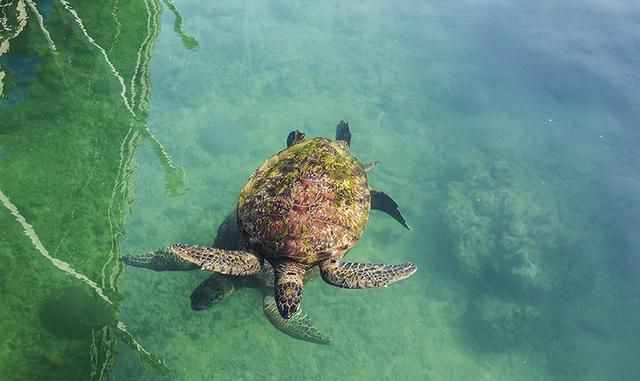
123,247,199,271
370,189,410,230
170,244,263,275
273,260,306,319
190,274,236,310
286,130,306,147
263,296,330,345
335,120,352,147
319,260,416,288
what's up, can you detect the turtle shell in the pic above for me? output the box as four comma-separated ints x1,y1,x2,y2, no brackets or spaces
237,137,370,265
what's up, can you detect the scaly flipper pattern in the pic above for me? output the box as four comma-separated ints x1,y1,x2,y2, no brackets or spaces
170,244,263,275
123,248,198,271
263,296,330,345
273,261,306,319
319,260,416,288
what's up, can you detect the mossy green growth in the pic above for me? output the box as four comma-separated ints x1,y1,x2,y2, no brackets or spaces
237,135,369,256
240,137,364,212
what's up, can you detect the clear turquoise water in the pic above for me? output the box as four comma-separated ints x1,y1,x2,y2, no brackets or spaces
1,1,639,380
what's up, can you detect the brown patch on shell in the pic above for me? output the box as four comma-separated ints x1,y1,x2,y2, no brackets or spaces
238,138,370,265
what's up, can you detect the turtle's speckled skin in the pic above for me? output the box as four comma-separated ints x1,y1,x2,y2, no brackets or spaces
238,137,370,266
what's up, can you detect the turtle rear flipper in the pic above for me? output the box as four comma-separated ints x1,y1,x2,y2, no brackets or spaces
123,248,199,271
319,260,416,288
335,120,352,147
370,189,410,230
170,244,263,275
263,296,330,345
190,274,236,310
287,130,306,147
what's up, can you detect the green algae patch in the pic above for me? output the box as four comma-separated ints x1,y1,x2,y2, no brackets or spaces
0,0,178,379
39,286,113,340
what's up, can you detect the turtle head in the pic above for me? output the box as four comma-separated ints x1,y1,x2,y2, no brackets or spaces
273,260,306,319
190,275,235,311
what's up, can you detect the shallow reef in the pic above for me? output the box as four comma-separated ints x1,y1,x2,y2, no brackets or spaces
443,156,578,295
465,295,542,349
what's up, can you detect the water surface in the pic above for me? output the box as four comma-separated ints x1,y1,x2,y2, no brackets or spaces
1,1,639,380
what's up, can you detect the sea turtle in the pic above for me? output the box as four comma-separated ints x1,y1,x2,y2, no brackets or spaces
170,121,416,319
124,124,412,343
124,210,331,344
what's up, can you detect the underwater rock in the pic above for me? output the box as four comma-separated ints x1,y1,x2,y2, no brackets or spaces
469,295,541,347
443,158,575,294
38,286,112,339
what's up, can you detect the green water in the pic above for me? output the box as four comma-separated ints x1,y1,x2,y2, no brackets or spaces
1,1,639,380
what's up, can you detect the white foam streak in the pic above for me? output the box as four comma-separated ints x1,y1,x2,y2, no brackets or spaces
0,189,113,305
25,0,57,53
58,0,135,116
